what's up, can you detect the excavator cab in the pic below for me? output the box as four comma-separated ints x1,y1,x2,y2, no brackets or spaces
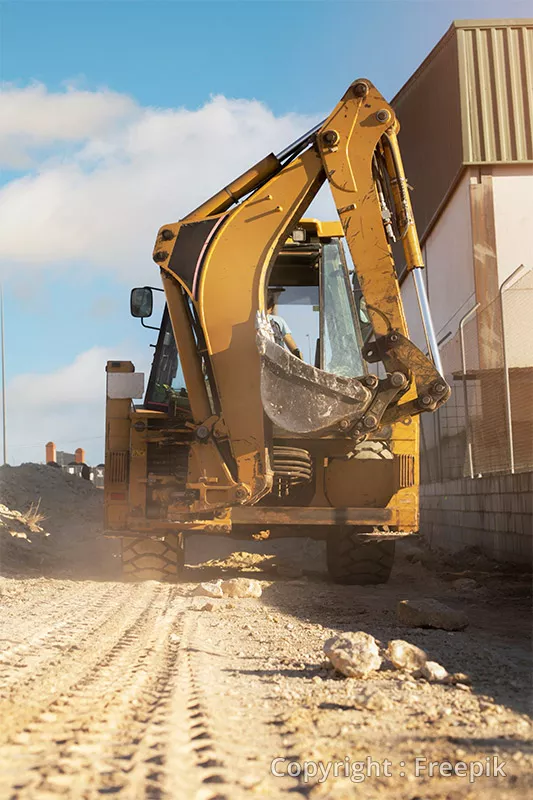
135,220,371,418
268,221,365,378
105,78,450,584
259,221,374,435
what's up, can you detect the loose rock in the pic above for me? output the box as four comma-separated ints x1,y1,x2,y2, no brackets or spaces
221,578,262,598
352,689,393,711
323,632,382,678
421,660,449,682
444,672,471,685
387,639,428,671
397,599,468,631
191,581,224,598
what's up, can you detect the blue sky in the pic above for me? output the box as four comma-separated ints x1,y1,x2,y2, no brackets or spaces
0,0,530,464
3,0,530,112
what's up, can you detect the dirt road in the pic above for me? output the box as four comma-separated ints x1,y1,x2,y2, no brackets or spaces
0,546,531,800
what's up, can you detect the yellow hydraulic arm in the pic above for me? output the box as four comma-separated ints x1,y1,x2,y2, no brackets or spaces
149,79,449,514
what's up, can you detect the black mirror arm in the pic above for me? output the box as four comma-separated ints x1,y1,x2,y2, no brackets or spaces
141,318,161,331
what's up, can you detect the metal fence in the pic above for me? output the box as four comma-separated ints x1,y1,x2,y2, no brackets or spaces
421,264,533,483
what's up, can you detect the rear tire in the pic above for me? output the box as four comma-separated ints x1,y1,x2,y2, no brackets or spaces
121,533,184,582
327,527,395,585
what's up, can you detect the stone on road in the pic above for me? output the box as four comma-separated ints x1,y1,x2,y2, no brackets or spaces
387,639,428,670
397,598,469,630
221,578,263,598
421,660,449,682
324,631,382,678
191,580,224,598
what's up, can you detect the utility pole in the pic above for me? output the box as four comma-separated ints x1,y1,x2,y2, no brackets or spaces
1,284,6,465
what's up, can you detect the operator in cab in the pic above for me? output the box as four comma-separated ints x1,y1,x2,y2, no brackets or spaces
267,288,303,359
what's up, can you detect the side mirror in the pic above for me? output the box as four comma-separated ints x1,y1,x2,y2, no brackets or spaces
130,287,153,318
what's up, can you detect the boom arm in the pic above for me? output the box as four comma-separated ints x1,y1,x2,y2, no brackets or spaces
150,79,450,514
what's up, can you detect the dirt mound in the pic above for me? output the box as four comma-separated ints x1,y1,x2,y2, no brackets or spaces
0,463,117,578
0,463,99,522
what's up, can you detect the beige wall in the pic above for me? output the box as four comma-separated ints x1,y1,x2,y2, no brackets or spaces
401,167,533,368
502,267,533,369
425,173,476,342
493,166,533,285
492,167,533,369
401,172,476,351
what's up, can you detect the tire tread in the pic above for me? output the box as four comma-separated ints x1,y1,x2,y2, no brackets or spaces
121,534,184,582
327,529,395,585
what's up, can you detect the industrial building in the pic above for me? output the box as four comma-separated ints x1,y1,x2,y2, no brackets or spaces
393,19,533,560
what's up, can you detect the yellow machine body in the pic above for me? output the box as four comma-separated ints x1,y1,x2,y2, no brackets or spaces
104,79,450,582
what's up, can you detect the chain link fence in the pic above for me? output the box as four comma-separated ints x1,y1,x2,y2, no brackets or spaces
421,264,533,483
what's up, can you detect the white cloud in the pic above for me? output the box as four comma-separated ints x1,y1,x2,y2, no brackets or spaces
0,85,326,282
6,346,149,466
0,83,138,168
0,85,340,467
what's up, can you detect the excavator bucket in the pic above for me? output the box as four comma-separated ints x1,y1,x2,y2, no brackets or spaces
256,312,372,435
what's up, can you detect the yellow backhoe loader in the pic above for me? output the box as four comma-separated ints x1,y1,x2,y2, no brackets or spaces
104,79,450,584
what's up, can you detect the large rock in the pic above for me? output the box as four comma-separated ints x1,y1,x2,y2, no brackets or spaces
221,578,263,598
397,599,468,631
387,639,427,671
323,632,382,678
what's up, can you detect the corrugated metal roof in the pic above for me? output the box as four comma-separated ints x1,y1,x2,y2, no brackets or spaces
392,19,533,250
457,20,533,163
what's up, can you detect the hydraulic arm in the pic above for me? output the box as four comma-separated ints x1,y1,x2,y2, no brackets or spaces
144,79,449,515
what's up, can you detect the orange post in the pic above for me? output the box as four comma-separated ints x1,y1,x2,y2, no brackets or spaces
75,447,85,464
46,441,56,463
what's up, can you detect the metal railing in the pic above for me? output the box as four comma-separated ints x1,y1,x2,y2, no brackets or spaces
420,264,533,482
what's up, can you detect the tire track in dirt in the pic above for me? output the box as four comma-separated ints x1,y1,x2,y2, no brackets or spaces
164,613,233,800
0,586,239,800
0,582,169,749
164,605,300,799
0,580,103,646
1,549,531,799
0,585,183,798
0,583,124,684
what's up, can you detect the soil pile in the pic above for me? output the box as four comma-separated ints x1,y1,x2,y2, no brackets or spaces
0,463,117,578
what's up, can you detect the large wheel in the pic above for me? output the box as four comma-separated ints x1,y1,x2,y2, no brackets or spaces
121,533,185,582
327,528,395,585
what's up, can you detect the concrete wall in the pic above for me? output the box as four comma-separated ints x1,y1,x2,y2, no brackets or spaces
420,473,533,563
401,171,476,350
492,167,533,370
401,167,533,358
493,166,533,285
424,173,477,344
502,268,533,369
